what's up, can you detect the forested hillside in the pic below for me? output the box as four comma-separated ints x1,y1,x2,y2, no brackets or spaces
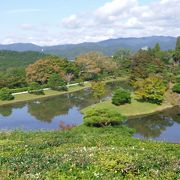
0,50,45,70
0,36,176,59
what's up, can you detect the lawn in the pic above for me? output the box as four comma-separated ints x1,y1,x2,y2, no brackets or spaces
0,77,127,107
0,125,179,179
0,83,91,106
82,99,173,118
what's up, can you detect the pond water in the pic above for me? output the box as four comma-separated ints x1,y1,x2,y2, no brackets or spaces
0,81,179,143
126,106,180,143
0,81,128,131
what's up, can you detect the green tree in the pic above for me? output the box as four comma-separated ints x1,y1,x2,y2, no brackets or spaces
134,75,167,104
173,36,180,65
48,73,66,91
91,81,105,102
113,49,132,75
112,88,131,106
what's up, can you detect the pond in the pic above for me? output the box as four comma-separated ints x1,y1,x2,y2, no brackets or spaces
126,106,180,143
0,81,179,143
0,81,128,131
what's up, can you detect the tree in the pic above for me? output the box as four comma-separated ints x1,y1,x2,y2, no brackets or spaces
176,36,180,51
134,75,167,104
113,49,132,75
26,56,66,84
64,73,74,85
91,81,105,102
48,73,66,91
112,88,131,106
75,52,101,79
173,36,180,65
130,50,165,83
75,52,117,80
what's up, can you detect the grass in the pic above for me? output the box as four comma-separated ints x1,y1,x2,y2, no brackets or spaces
0,83,91,106
0,77,126,107
0,125,179,179
82,98,173,118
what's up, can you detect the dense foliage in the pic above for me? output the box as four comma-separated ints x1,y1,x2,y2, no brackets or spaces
134,75,167,104
91,81,106,102
28,82,44,95
112,88,131,105
48,73,67,91
0,88,14,101
172,83,180,93
83,108,125,127
0,126,179,179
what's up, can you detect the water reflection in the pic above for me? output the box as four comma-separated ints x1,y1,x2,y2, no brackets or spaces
0,81,128,129
126,106,180,142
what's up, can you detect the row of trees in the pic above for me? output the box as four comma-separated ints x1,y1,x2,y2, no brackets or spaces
0,37,180,103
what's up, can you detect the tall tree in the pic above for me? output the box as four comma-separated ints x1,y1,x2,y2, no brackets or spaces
91,81,105,102
26,56,66,84
173,36,180,65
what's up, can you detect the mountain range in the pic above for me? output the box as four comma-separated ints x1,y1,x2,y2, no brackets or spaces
0,36,177,59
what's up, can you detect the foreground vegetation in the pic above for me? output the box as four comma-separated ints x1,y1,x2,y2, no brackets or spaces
0,125,179,179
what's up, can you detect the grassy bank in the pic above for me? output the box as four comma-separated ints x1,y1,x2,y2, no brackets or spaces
0,77,126,107
82,97,174,118
0,125,179,179
0,83,91,106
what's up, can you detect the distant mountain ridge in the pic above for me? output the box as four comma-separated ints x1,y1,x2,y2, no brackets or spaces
0,36,177,59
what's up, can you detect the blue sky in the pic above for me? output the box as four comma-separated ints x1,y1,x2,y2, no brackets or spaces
0,0,179,45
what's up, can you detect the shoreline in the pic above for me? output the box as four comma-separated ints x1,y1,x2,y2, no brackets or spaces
81,99,179,119
0,77,127,107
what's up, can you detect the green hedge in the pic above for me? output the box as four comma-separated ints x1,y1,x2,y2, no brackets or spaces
83,108,125,127
0,88,14,101
172,83,180,93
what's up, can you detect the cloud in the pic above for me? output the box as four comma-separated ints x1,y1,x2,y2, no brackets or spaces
60,0,180,43
2,0,180,45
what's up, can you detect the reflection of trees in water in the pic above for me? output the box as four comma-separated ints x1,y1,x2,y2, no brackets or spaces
0,106,12,117
27,95,73,122
0,102,26,117
127,114,174,138
161,106,180,124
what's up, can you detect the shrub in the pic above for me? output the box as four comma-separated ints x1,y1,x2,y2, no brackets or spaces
0,88,14,101
172,83,180,93
175,75,180,83
28,82,44,95
83,108,125,127
134,75,167,104
112,88,131,106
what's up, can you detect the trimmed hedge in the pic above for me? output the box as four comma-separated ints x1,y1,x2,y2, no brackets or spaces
0,88,14,101
112,88,131,106
172,83,180,93
83,108,125,127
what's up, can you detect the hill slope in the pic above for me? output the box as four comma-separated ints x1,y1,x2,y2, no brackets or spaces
0,36,177,59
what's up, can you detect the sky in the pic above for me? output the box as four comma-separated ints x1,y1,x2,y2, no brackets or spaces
0,0,179,45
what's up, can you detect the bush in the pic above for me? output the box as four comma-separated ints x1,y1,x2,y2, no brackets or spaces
0,88,14,101
112,88,131,106
172,83,180,93
83,108,125,127
28,82,44,95
175,75,180,83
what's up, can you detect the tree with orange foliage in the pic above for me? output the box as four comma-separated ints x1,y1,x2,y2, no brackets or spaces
26,56,66,84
